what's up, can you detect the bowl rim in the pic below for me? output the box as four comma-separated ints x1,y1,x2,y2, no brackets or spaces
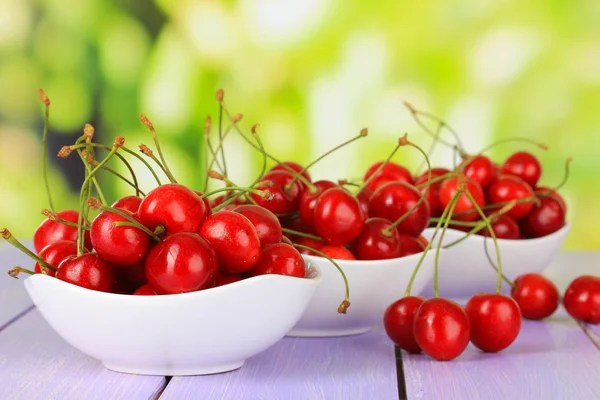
301,246,445,267
24,261,322,300
422,223,571,244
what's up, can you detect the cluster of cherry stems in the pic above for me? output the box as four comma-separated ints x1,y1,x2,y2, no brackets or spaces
2,89,598,363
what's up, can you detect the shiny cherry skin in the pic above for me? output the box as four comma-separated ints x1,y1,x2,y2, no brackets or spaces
369,182,430,236
318,245,356,260
56,253,114,292
249,170,303,215
111,196,143,213
384,296,426,353
563,275,600,324
438,176,485,222
351,218,401,260
193,191,214,216
33,210,92,253
477,214,520,240
35,240,79,277
413,298,471,361
138,183,208,236
269,161,311,187
199,211,261,274
363,161,414,192
511,273,560,320
90,210,152,266
464,154,495,189
133,284,158,296
356,189,373,216
520,196,566,238
535,186,567,214
213,273,243,287
486,175,534,220
246,243,306,278
465,293,522,353
294,236,324,256
233,204,283,246
313,187,365,246
145,232,218,294
415,167,450,218
298,180,337,228
398,234,426,257
501,151,542,188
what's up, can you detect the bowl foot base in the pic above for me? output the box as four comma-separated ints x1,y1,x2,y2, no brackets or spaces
286,326,372,337
102,360,245,376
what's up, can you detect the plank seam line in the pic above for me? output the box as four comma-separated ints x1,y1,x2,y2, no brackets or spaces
0,305,35,334
395,345,408,400
153,376,172,400
577,320,600,351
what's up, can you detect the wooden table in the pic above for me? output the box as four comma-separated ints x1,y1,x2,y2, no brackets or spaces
1,243,599,400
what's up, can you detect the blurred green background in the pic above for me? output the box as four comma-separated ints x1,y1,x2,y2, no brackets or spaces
0,0,598,248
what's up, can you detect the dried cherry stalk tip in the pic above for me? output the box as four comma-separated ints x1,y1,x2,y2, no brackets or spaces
83,123,95,139
139,114,154,130
38,89,50,106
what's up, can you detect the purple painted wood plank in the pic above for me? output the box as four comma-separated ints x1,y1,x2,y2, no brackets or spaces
0,242,34,328
161,326,398,400
0,309,166,400
403,309,600,399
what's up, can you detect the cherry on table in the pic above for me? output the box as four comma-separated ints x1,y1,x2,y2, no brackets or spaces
438,176,485,222
35,240,79,277
56,253,114,292
413,298,471,361
501,151,542,188
313,187,365,246
233,204,283,246
33,210,92,253
486,175,534,220
465,293,522,353
511,273,559,320
145,232,218,294
563,275,600,324
350,218,401,260
384,296,426,353
246,243,306,278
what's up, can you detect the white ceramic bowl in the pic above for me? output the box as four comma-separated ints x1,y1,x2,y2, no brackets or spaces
287,250,441,337
420,224,571,301
24,264,322,376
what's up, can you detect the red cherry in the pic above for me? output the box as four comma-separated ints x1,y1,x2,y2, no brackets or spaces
313,187,365,246
398,234,426,257
415,168,450,218
145,232,218,294
318,245,356,260
33,210,92,253
233,204,282,246
350,218,401,260
90,210,152,266
133,284,158,296
280,236,293,246
384,296,426,353
535,186,567,214
465,293,521,353
356,189,373,216
56,253,114,292
413,298,471,361
298,180,337,228
486,175,534,220
246,243,306,278
213,273,243,287
138,183,208,236
511,273,559,320
363,161,414,192
294,236,324,256
209,193,245,209
369,182,430,236
477,214,520,240
519,196,565,238
501,151,542,188
194,191,214,216
438,177,485,222
111,196,143,213
35,240,79,277
249,170,302,215
199,211,261,274
269,161,311,186
563,276,600,324
464,155,495,189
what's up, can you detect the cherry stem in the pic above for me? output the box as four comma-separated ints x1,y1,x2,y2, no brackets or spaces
290,130,368,187
383,135,432,235
403,101,465,153
0,229,57,272
537,157,572,195
465,190,503,294
404,195,453,296
139,144,175,184
217,99,228,177
450,196,538,218
357,141,402,194
414,121,443,176
433,190,460,298
477,137,548,154
95,164,145,197
281,228,324,242
41,209,90,231
203,115,242,191
111,222,162,241
414,171,456,189
91,203,161,241
483,238,516,290
8,266,37,279
38,89,54,212
202,186,272,200
140,114,178,184
292,243,351,314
